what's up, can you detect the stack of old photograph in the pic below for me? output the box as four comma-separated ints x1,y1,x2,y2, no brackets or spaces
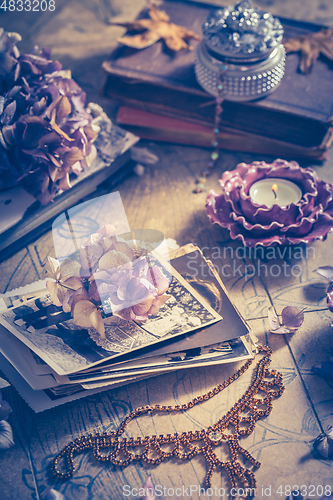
0,245,255,412
0,194,255,412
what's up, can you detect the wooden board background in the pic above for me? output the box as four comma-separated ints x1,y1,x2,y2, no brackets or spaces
1,1,333,499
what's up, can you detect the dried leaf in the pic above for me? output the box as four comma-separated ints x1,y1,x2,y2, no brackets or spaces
118,31,161,50
314,266,333,281
284,28,333,73
111,5,200,51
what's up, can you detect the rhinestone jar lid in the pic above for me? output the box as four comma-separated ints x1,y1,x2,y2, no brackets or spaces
195,0,285,101
203,0,283,62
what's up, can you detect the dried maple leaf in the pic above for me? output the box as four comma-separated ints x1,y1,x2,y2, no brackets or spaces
284,27,333,73
110,5,201,51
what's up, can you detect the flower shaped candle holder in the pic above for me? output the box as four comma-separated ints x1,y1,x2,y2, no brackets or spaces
206,159,333,247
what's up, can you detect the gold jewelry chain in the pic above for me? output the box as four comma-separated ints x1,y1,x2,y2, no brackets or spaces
51,345,284,494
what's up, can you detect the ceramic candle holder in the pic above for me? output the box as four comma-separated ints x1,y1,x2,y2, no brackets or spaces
206,159,333,247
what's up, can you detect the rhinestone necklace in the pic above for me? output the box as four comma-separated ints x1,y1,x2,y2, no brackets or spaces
51,345,284,494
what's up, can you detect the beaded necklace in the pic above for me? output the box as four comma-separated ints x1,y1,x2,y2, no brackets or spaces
51,346,284,494
194,67,226,193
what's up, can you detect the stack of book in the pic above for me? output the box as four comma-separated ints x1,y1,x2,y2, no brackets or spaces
102,0,333,161
0,245,255,412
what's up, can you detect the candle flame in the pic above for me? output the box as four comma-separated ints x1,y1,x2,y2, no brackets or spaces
272,183,278,199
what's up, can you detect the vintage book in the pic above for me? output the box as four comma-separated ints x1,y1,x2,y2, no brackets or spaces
116,106,332,160
0,124,138,264
102,0,333,156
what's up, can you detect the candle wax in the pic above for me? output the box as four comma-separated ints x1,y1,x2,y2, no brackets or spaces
249,178,302,208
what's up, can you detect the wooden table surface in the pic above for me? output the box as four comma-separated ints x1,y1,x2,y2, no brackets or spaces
1,1,333,499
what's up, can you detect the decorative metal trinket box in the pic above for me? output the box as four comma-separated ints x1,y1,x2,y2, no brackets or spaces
195,0,285,101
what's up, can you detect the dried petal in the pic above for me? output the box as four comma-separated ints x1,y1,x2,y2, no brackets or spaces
45,489,69,500
312,425,333,458
148,265,169,295
130,147,159,165
268,305,303,334
312,360,333,378
328,283,333,313
96,224,116,239
268,306,280,331
99,250,131,270
1,100,16,125
58,173,72,191
281,306,305,329
59,259,81,277
72,298,105,338
113,241,134,260
0,399,12,421
132,297,155,317
314,266,333,281
269,325,292,334
80,241,103,271
0,420,14,450
45,256,61,280
56,95,71,121
143,476,155,500
46,280,63,307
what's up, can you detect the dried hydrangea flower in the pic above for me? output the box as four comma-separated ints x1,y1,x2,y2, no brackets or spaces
46,225,170,338
0,29,100,204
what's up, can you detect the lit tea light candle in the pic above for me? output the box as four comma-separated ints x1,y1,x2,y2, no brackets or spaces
249,178,302,208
